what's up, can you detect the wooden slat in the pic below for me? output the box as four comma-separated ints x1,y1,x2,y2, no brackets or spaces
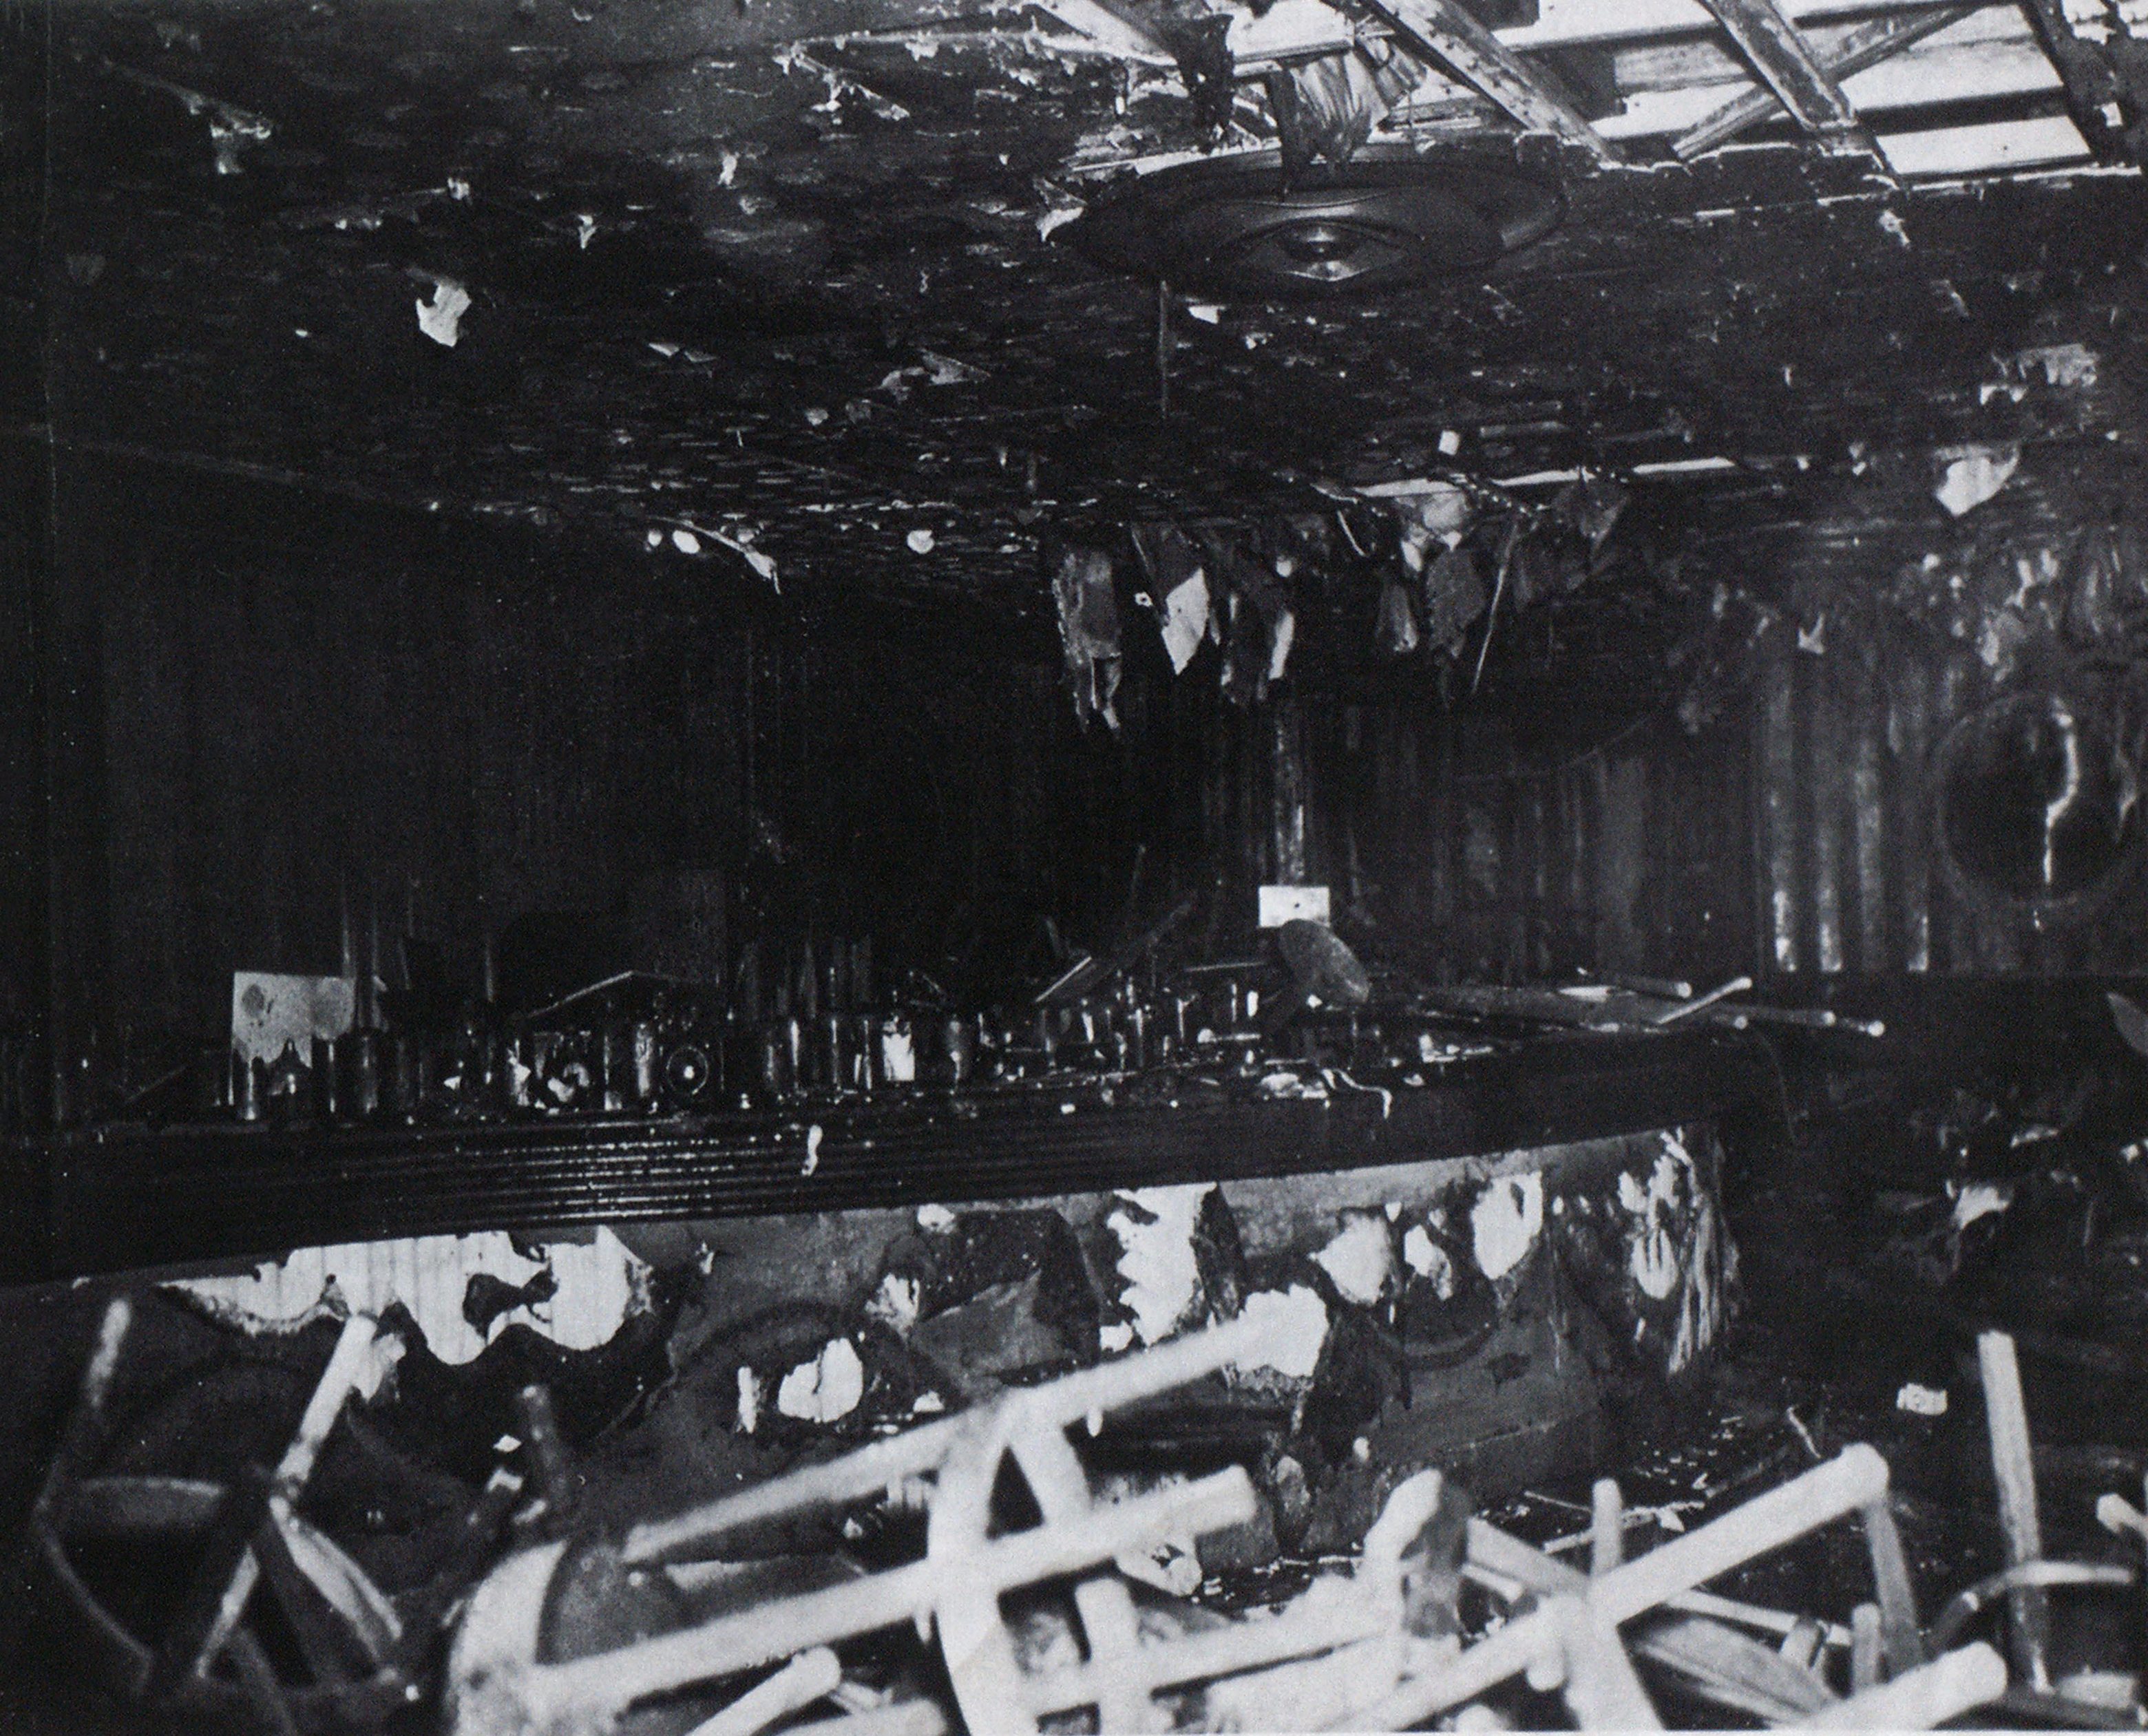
1351,0,1621,160
1694,0,1862,135
1506,0,1983,52
1674,3,1978,156
1977,1331,2053,1691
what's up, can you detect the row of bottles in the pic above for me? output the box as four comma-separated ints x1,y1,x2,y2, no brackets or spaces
209,915,1352,1127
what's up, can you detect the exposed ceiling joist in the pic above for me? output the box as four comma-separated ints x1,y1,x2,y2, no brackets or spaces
1674,2,1979,156
1503,0,2047,51
1693,0,1864,139
1350,0,1621,160
1032,0,1176,65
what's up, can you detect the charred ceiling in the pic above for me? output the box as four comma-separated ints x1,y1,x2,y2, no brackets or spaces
17,0,2148,670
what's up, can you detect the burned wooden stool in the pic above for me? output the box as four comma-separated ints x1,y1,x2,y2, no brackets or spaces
445,1315,1426,1736
25,1296,428,1732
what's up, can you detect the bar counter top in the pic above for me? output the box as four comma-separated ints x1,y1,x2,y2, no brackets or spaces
9,1026,1782,1280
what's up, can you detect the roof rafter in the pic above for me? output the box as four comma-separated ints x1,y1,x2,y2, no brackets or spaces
1351,0,1621,161
1674,1,1981,156
1692,0,1864,140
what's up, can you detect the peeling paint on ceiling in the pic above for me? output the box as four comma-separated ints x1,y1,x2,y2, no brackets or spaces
19,0,2148,626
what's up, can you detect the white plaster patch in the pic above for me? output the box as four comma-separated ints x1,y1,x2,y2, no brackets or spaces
883,1023,918,1083
1107,1185,1210,1344
736,1366,762,1435
777,1337,865,1423
1897,1383,1948,1417
1228,1284,1329,1380
170,1227,649,1370
1471,1172,1544,1281
1315,1211,1396,1306
1402,1225,1455,1300
1950,1181,2012,1233
1935,442,2019,516
414,277,471,346
1267,611,1295,682
865,1271,920,1336
1161,570,1210,675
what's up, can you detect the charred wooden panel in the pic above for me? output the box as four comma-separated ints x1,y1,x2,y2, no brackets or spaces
1747,630,2148,977
1284,699,1754,988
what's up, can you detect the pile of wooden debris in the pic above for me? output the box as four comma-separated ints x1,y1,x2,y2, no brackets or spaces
23,1300,2144,1734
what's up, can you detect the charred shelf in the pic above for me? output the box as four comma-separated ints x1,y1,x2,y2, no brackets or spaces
14,1030,1780,1280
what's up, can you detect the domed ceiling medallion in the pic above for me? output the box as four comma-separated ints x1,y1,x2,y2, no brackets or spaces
1062,145,1561,299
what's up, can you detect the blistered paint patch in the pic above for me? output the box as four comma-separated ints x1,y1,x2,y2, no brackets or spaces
1621,1131,1730,1377
171,1226,649,1368
736,1366,762,1435
415,277,471,346
777,1337,865,1422
916,1204,956,1231
1402,1225,1455,1300
1621,1147,1689,1302
1668,1186,1725,1375
866,1271,920,1335
1229,1284,1329,1380
1950,1181,2012,1232
1471,1172,1544,1281
1315,1211,1396,1306
1107,1184,1210,1345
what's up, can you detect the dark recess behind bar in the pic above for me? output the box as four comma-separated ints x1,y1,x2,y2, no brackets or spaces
24,454,2148,1134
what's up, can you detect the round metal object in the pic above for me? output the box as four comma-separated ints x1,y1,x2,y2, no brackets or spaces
1062,145,1560,299
1933,688,2145,930
663,1041,713,1105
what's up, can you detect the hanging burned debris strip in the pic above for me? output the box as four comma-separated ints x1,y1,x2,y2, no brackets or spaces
1099,466,1634,723
1052,540,1126,731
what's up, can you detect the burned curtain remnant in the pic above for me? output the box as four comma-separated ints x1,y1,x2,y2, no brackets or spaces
1053,543,1124,730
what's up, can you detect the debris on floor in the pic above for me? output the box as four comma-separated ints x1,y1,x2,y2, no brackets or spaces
19,1260,2148,1733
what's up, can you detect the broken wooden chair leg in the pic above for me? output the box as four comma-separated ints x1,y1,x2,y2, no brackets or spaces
685,1647,844,1736
1798,1642,2008,1730
1849,1602,1882,1695
1781,1613,1825,1670
1858,1490,1926,1677
1979,1329,2053,1691
516,1382,578,1541
154,1310,382,1696
1589,1477,1623,1578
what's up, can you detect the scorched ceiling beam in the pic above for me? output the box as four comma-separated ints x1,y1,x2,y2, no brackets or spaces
1692,0,1864,138
1351,0,1622,161
1673,1,1980,156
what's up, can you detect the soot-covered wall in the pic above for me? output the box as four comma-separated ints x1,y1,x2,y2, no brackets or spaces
32,463,1201,1103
